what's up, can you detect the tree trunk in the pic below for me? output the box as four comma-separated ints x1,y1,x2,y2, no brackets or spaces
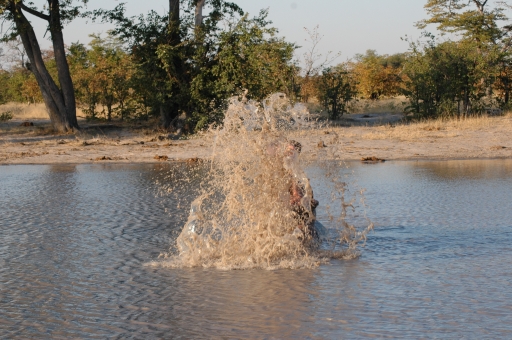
106,100,113,121
160,102,180,128
194,0,205,42
195,0,205,28
48,0,78,129
10,1,79,132
463,88,470,117
161,0,183,129
169,0,180,44
332,97,338,119
503,71,510,105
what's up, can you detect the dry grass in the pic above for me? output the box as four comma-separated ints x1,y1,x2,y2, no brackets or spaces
0,122,56,137
0,102,48,120
0,102,91,120
2,101,511,147
348,96,407,114
304,97,407,120
361,114,512,141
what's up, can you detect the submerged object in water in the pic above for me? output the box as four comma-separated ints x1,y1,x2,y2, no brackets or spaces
164,93,373,269
177,197,328,256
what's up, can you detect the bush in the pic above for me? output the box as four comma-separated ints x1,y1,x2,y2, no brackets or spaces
0,111,14,122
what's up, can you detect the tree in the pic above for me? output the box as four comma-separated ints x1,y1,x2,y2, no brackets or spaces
299,26,340,103
0,46,57,104
402,38,492,118
93,2,189,127
403,0,512,115
318,65,356,120
351,50,405,99
0,37,27,70
68,34,136,121
0,0,85,132
186,10,296,128
0,70,8,104
417,0,509,45
0,45,4,69
94,1,295,131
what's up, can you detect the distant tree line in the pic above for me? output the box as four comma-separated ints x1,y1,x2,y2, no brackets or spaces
2,0,512,131
401,0,512,118
300,0,512,119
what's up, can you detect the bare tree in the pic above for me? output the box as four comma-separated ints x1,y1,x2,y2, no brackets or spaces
0,38,27,70
300,26,341,102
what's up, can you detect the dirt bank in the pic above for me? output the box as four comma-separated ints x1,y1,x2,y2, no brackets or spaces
1,113,511,165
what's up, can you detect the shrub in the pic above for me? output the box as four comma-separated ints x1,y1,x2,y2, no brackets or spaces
0,111,14,122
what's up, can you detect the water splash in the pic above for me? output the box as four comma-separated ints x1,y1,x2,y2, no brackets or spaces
156,93,373,269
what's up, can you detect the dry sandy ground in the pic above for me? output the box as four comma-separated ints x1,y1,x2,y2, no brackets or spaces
1,113,511,165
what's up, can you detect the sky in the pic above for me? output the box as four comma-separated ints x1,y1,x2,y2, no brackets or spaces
23,0,429,64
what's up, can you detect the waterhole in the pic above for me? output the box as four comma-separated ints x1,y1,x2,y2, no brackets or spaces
1,159,511,338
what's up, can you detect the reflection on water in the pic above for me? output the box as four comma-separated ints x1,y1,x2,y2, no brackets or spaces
1,161,512,338
416,159,512,180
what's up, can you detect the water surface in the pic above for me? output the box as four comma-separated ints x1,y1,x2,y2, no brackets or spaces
1,160,511,338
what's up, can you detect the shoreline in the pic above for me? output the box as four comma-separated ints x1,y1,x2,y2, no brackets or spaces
1,114,511,165
2,158,512,168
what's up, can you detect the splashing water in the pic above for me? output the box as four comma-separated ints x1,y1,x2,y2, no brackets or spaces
156,93,373,269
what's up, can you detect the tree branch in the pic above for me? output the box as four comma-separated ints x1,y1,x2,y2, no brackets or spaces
471,0,488,12
18,3,50,21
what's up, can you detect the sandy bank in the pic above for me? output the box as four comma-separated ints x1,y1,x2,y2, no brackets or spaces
1,113,511,165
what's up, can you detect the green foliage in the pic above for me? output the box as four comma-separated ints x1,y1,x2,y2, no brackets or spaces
68,34,135,121
186,11,296,129
96,8,176,122
0,0,90,42
352,50,405,99
401,0,512,118
0,110,13,121
417,0,508,45
92,1,296,131
318,65,357,119
0,66,44,103
5,0,512,128
402,36,502,118
0,71,8,104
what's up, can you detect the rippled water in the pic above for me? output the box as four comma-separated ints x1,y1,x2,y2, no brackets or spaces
1,160,511,338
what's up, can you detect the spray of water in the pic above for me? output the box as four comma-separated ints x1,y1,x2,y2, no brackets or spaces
155,93,373,269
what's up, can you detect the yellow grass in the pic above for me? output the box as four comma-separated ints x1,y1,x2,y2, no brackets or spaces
304,97,407,119
0,102,48,120
348,96,407,114
0,102,90,120
2,101,511,144
361,115,512,141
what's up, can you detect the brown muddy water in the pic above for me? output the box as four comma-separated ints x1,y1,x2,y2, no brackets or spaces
1,160,512,338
